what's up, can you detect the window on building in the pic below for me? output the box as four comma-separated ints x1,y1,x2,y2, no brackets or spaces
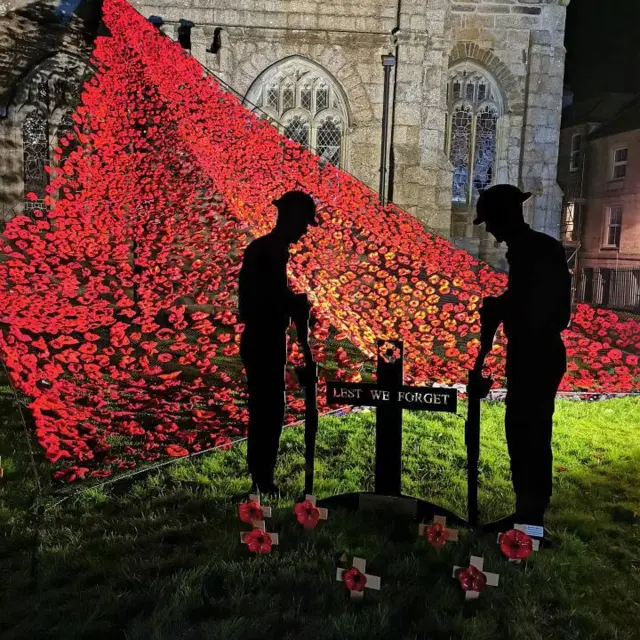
570,133,582,172
22,111,49,212
283,116,310,148
245,58,349,168
446,64,503,205
562,201,579,242
604,205,623,248
612,147,628,179
316,117,342,165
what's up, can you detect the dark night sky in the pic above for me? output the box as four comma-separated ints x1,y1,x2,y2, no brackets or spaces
564,0,640,100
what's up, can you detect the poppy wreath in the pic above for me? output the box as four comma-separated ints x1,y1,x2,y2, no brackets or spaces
0,0,637,483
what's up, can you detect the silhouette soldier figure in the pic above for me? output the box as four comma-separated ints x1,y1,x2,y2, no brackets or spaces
239,191,318,498
469,184,571,529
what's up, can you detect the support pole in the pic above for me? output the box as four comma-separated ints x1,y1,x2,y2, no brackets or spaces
379,54,396,205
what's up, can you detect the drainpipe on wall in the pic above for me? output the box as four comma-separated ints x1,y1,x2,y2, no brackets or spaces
387,0,402,204
573,125,588,308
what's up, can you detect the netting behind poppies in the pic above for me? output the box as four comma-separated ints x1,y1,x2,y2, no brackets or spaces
0,0,638,483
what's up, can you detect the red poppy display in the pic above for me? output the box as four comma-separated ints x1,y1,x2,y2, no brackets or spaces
0,0,636,483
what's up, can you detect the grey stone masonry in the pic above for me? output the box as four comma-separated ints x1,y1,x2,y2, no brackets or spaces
0,0,570,271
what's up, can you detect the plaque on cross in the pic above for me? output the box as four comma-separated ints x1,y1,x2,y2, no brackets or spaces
326,340,457,497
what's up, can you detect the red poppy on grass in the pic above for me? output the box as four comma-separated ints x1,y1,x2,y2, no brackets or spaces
242,528,273,554
423,522,449,547
238,500,264,524
294,500,321,528
499,529,534,560
342,567,367,592
455,565,487,592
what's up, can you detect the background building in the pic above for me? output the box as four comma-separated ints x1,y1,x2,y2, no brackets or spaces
558,94,640,313
0,0,570,270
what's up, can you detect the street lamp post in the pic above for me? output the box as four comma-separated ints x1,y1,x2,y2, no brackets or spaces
379,53,396,205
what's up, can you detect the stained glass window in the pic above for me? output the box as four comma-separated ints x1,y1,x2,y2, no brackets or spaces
317,118,341,166
316,86,329,111
472,106,498,199
23,112,49,204
301,86,312,111
266,86,279,110
246,59,348,168
282,85,295,111
446,65,503,205
284,116,309,148
450,106,472,204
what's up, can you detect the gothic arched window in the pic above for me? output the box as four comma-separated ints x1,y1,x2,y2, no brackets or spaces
446,64,503,205
23,111,49,210
245,58,349,168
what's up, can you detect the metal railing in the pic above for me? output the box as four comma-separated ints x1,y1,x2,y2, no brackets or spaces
576,266,640,314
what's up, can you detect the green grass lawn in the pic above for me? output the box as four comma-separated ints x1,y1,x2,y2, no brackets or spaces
1,385,639,640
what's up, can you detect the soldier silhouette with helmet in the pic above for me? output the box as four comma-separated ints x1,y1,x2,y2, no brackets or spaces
238,191,318,498
469,184,572,531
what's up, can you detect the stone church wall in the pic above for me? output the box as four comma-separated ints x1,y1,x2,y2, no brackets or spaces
0,0,569,269
448,0,568,268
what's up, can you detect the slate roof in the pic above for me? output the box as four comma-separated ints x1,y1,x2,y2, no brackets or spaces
588,97,640,140
561,93,636,129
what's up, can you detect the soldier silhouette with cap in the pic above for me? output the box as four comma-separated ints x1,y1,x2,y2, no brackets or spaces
238,191,318,498
469,184,571,530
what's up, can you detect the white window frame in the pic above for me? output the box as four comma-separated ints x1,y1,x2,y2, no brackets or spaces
611,147,628,180
569,133,582,172
562,201,578,243
603,205,623,249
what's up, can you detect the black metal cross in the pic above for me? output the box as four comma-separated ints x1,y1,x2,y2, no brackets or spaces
326,340,457,497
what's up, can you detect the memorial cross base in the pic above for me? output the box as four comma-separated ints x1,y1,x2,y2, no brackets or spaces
316,339,464,525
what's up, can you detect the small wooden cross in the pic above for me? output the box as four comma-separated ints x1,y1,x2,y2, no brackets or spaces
418,515,459,545
240,520,279,550
453,555,499,600
336,557,381,601
295,494,328,529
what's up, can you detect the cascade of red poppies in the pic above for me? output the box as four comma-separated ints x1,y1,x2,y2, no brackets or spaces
0,0,637,482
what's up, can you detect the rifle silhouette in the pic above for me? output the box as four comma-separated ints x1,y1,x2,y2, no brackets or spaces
466,296,502,528
293,306,318,496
